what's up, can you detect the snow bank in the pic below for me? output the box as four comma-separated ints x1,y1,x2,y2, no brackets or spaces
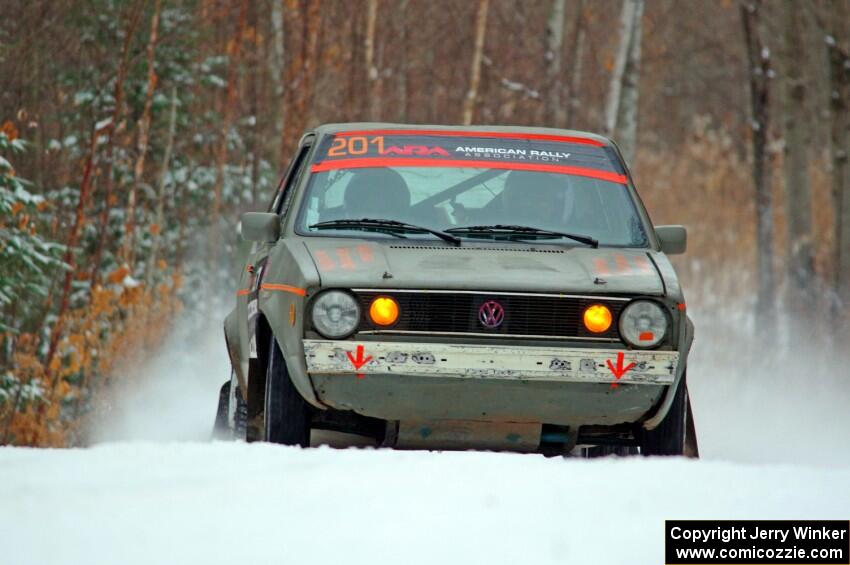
1,442,848,565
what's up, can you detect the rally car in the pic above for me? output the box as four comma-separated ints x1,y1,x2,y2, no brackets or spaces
213,123,697,456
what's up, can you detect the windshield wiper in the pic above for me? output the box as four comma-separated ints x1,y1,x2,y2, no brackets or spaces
445,224,598,248
310,218,461,246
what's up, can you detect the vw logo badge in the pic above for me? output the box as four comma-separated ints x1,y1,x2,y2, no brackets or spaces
478,300,505,329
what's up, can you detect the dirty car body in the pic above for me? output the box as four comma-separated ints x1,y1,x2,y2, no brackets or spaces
218,123,695,455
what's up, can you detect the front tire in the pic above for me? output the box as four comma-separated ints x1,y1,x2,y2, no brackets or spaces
641,374,697,456
263,335,311,446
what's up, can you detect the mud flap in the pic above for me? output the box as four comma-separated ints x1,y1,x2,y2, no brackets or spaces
684,393,699,458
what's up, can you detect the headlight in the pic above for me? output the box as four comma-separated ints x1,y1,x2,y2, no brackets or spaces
619,300,668,348
311,290,360,338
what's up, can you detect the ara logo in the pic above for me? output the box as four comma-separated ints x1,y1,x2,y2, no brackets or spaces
381,145,450,157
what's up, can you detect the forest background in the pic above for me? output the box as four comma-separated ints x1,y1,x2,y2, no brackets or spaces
1,0,849,446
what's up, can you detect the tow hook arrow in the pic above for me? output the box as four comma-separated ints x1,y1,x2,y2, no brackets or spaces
606,351,636,389
346,344,373,379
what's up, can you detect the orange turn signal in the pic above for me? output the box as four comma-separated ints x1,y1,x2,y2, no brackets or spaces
583,304,613,333
369,296,399,326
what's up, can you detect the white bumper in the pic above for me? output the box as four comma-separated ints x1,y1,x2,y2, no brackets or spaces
303,340,678,385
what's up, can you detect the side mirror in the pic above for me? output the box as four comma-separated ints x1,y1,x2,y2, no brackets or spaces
241,212,280,243
656,225,687,255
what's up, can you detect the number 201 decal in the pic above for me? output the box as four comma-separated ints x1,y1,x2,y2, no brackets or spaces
327,136,385,157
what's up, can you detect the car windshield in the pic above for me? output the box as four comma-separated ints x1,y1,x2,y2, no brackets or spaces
297,131,649,247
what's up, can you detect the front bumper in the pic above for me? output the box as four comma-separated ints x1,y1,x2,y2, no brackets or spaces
303,339,678,385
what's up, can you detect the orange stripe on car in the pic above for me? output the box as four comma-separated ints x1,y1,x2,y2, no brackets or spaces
632,255,653,273
314,250,336,271
236,288,251,297
593,258,611,276
356,244,374,263
615,254,631,274
336,247,356,270
260,283,307,297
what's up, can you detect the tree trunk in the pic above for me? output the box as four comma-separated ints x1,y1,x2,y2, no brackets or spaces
605,0,643,165
462,0,489,125
826,0,850,335
741,0,777,331
124,0,162,267
280,0,320,160
34,128,100,444
545,0,566,126
565,0,586,129
145,87,178,287
210,0,249,279
781,0,815,333
270,0,286,169
365,0,381,121
397,0,409,122
89,0,145,286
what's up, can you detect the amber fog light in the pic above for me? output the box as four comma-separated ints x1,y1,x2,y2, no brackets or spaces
369,296,399,326
583,304,613,333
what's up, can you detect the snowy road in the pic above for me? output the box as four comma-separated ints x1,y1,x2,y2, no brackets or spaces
3,302,850,565
2,443,849,565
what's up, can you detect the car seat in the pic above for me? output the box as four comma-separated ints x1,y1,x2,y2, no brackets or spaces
343,168,411,221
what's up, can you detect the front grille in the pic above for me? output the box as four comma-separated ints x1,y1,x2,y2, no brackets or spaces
355,290,626,340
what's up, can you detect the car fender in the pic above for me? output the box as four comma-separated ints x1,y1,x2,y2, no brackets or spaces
642,313,694,430
257,238,325,409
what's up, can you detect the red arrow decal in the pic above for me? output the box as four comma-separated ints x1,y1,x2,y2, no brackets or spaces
346,344,373,379
606,351,636,389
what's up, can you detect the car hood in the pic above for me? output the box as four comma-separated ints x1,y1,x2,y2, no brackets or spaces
301,238,665,295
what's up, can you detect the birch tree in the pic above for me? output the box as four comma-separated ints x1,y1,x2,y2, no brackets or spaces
604,0,644,164
545,0,566,126
462,0,489,126
741,0,776,330
365,0,382,121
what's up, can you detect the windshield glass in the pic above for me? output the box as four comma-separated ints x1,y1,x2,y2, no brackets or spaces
297,130,648,246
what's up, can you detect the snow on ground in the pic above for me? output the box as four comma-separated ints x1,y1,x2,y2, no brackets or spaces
2,297,850,565
2,443,849,565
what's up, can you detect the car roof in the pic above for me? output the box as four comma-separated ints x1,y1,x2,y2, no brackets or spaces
310,122,612,146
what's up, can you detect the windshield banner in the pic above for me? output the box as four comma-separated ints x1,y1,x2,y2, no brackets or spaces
310,129,627,184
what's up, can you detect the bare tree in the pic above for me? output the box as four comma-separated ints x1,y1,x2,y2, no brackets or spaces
741,0,776,330
565,0,586,129
145,87,178,287
124,0,162,266
88,0,145,285
396,0,409,122
270,0,286,168
604,0,644,164
210,0,249,277
545,0,566,126
365,0,382,121
824,0,850,334
462,0,490,125
780,0,815,333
